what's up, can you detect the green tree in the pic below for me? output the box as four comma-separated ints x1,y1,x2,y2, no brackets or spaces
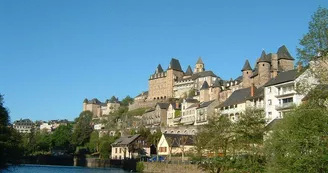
121,95,134,107
297,7,328,84
87,131,100,153
265,102,328,173
195,115,234,173
99,136,117,159
233,108,266,173
0,94,23,170
51,124,73,152
72,111,93,147
108,96,119,103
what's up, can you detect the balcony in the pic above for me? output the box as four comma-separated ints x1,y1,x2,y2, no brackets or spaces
275,91,296,98
275,102,294,110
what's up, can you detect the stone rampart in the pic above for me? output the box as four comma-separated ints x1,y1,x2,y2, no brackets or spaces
129,100,158,111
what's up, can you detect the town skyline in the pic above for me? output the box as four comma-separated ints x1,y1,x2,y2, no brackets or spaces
1,0,327,121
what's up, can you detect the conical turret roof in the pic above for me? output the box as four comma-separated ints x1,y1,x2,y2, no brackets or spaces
258,50,271,63
241,59,252,71
196,57,204,64
168,58,183,71
155,64,164,73
200,81,209,90
185,65,193,76
277,45,294,60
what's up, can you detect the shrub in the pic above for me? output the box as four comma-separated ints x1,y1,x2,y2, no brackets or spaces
136,161,145,172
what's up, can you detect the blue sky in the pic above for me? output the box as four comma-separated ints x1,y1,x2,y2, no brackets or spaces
0,0,327,122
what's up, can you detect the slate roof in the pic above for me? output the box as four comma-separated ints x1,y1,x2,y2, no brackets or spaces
277,45,294,60
135,91,148,98
170,103,181,110
163,134,194,147
168,58,183,72
14,119,34,126
241,60,252,71
185,98,199,103
112,134,141,147
191,71,217,79
196,57,204,64
258,50,271,63
212,78,221,88
156,103,170,109
156,64,164,73
217,87,251,108
185,65,193,76
200,81,209,90
247,87,264,100
198,100,215,109
187,103,199,109
88,98,101,104
264,69,299,87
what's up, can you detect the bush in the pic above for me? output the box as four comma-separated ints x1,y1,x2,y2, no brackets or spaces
136,161,145,172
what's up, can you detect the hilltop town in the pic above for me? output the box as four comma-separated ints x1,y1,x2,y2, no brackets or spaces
79,45,307,135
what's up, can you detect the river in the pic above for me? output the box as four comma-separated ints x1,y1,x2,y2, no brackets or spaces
2,164,129,173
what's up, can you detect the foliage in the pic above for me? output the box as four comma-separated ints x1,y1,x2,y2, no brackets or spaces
265,101,328,173
99,135,117,159
188,89,197,98
72,111,93,147
0,94,23,170
174,110,181,118
108,96,119,103
126,107,148,117
136,161,145,173
194,108,266,173
87,131,100,153
121,95,134,107
297,7,328,64
51,124,73,151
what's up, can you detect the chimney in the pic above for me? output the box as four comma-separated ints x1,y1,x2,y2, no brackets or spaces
175,101,179,109
297,62,303,72
251,84,255,97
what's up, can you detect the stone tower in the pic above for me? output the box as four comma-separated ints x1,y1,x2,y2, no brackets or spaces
277,45,294,71
199,81,210,102
166,58,184,98
258,50,271,86
210,78,221,101
241,59,253,88
194,57,205,73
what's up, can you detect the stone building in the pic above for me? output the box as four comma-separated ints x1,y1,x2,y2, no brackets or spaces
13,119,34,133
83,98,120,118
148,59,184,100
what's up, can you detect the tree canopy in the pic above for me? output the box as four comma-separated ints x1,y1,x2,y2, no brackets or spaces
0,94,23,170
297,7,328,64
72,111,93,147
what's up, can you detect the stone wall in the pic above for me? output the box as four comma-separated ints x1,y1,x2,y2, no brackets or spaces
129,100,158,111
143,162,202,173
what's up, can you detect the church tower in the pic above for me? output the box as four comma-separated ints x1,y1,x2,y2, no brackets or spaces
194,57,205,73
241,59,253,88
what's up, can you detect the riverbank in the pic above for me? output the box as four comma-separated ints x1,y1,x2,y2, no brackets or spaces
143,162,203,173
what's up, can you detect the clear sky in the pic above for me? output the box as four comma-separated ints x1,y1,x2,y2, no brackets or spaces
1,0,327,122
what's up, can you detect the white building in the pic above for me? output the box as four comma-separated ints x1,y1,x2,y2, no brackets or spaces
215,86,264,122
13,119,34,133
157,133,194,156
111,134,149,159
40,122,52,132
264,68,317,124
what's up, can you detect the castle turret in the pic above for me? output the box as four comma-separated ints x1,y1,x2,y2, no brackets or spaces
199,81,210,102
184,65,193,77
155,64,164,74
258,50,271,86
241,59,253,88
194,57,205,73
277,45,294,72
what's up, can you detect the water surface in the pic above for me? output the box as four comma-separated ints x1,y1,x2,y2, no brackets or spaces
3,164,128,173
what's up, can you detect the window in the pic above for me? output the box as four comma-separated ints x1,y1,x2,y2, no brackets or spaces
159,147,167,152
268,99,272,105
115,148,117,153
119,148,122,153
268,112,272,117
268,87,271,93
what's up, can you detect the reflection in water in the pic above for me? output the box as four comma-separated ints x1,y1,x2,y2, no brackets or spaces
3,165,128,173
